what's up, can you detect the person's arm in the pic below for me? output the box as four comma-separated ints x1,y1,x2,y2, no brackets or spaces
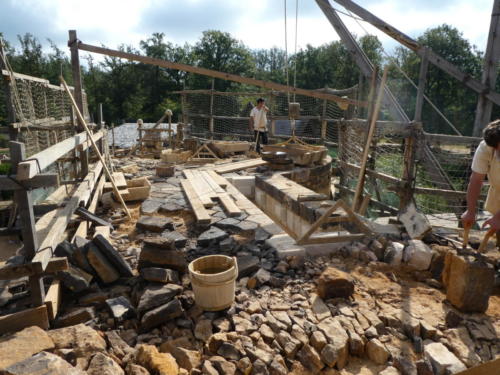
461,171,486,227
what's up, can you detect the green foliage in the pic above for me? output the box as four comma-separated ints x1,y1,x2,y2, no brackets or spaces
392,25,483,135
1,25,497,136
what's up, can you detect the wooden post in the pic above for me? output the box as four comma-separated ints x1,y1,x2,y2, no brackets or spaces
268,92,275,137
97,103,103,129
209,79,215,139
414,48,429,122
61,78,131,219
68,30,84,130
111,123,115,156
321,98,327,141
168,112,172,148
10,141,45,306
399,123,421,210
352,66,389,212
473,0,500,136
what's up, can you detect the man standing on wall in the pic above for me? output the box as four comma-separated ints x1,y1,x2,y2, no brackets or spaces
462,119,500,245
249,98,269,153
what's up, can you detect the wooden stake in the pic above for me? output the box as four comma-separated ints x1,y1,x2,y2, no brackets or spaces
352,66,389,212
60,77,132,219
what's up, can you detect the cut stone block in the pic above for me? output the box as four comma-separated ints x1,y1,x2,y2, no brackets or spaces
139,246,187,271
424,342,466,375
93,234,134,277
317,267,354,299
140,298,184,332
442,252,495,313
136,216,174,232
87,245,120,284
140,267,180,284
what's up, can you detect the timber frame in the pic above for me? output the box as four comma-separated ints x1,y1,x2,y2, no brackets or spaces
0,34,112,334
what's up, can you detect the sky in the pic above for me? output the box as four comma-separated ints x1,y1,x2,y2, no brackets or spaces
0,0,495,58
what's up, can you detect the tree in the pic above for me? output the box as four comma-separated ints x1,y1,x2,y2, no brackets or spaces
190,30,255,90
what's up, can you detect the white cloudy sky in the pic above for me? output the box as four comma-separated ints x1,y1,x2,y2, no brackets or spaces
0,0,495,56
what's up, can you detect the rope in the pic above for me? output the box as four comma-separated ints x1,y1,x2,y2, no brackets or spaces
284,0,290,104
293,0,299,102
337,8,462,135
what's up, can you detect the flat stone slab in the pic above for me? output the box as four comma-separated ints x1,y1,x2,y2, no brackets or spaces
140,267,180,284
140,298,184,332
106,296,135,320
141,199,163,215
2,351,86,375
138,284,183,314
161,230,188,248
197,227,229,247
136,216,174,232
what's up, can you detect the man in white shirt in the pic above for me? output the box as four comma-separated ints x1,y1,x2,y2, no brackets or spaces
462,119,500,236
249,98,269,153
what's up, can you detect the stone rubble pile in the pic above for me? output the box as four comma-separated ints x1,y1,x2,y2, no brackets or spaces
0,156,498,375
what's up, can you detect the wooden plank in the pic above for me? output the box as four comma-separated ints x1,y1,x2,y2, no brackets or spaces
183,170,215,207
0,257,69,280
302,233,365,245
44,279,61,321
180,179,211,225
16,131,91,180
214,159,268,174
72,174,105,241
32,162,104,272
352,66,389,211
206,170,228,188
425,132,481,145
0,305,49,335
455,358,500,375
77,43,365,108
216,193,242,217
69,30,84,126
0,174,59,191
414,48,429,122
330,0,500,108
200,171,225,194
112,172,127,189
75,207,113,228
76,131,104,151
61,78,131,220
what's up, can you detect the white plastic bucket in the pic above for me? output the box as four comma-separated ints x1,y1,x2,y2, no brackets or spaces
188,255,238,311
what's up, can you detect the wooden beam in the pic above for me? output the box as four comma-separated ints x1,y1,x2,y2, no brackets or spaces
414,48,429,122
352,66,389,211
216,193,242,217
72,174,105,241
44,279,61,321
330,0,500,107
61,77,132,220
424,132,481,145
76,42,365,108
69,30,84,129
76,130,104,151
0,305,49,336
31,162,104,272
315,0,409,122
16,131,92,180
472,0,500,136
0,173,59,190
0,256,68,281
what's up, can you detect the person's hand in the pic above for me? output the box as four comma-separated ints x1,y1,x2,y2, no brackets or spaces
482,213,500,232
461,210,476,229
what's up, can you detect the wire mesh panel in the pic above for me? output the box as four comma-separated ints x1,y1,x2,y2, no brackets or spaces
179,89,348,142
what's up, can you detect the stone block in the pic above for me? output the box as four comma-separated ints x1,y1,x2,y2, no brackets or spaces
423,342,466,375
138,246,187,271
106,296,135,320
136,216,174,232
140,298,183,332
140,267,180,284
442,252,495,313
1,351,86,375
87,245,120,284
403,240,433,271
317,267,354,299
138,284,182,314
0,326,55,369
384,242,404,266
93,234,134,277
